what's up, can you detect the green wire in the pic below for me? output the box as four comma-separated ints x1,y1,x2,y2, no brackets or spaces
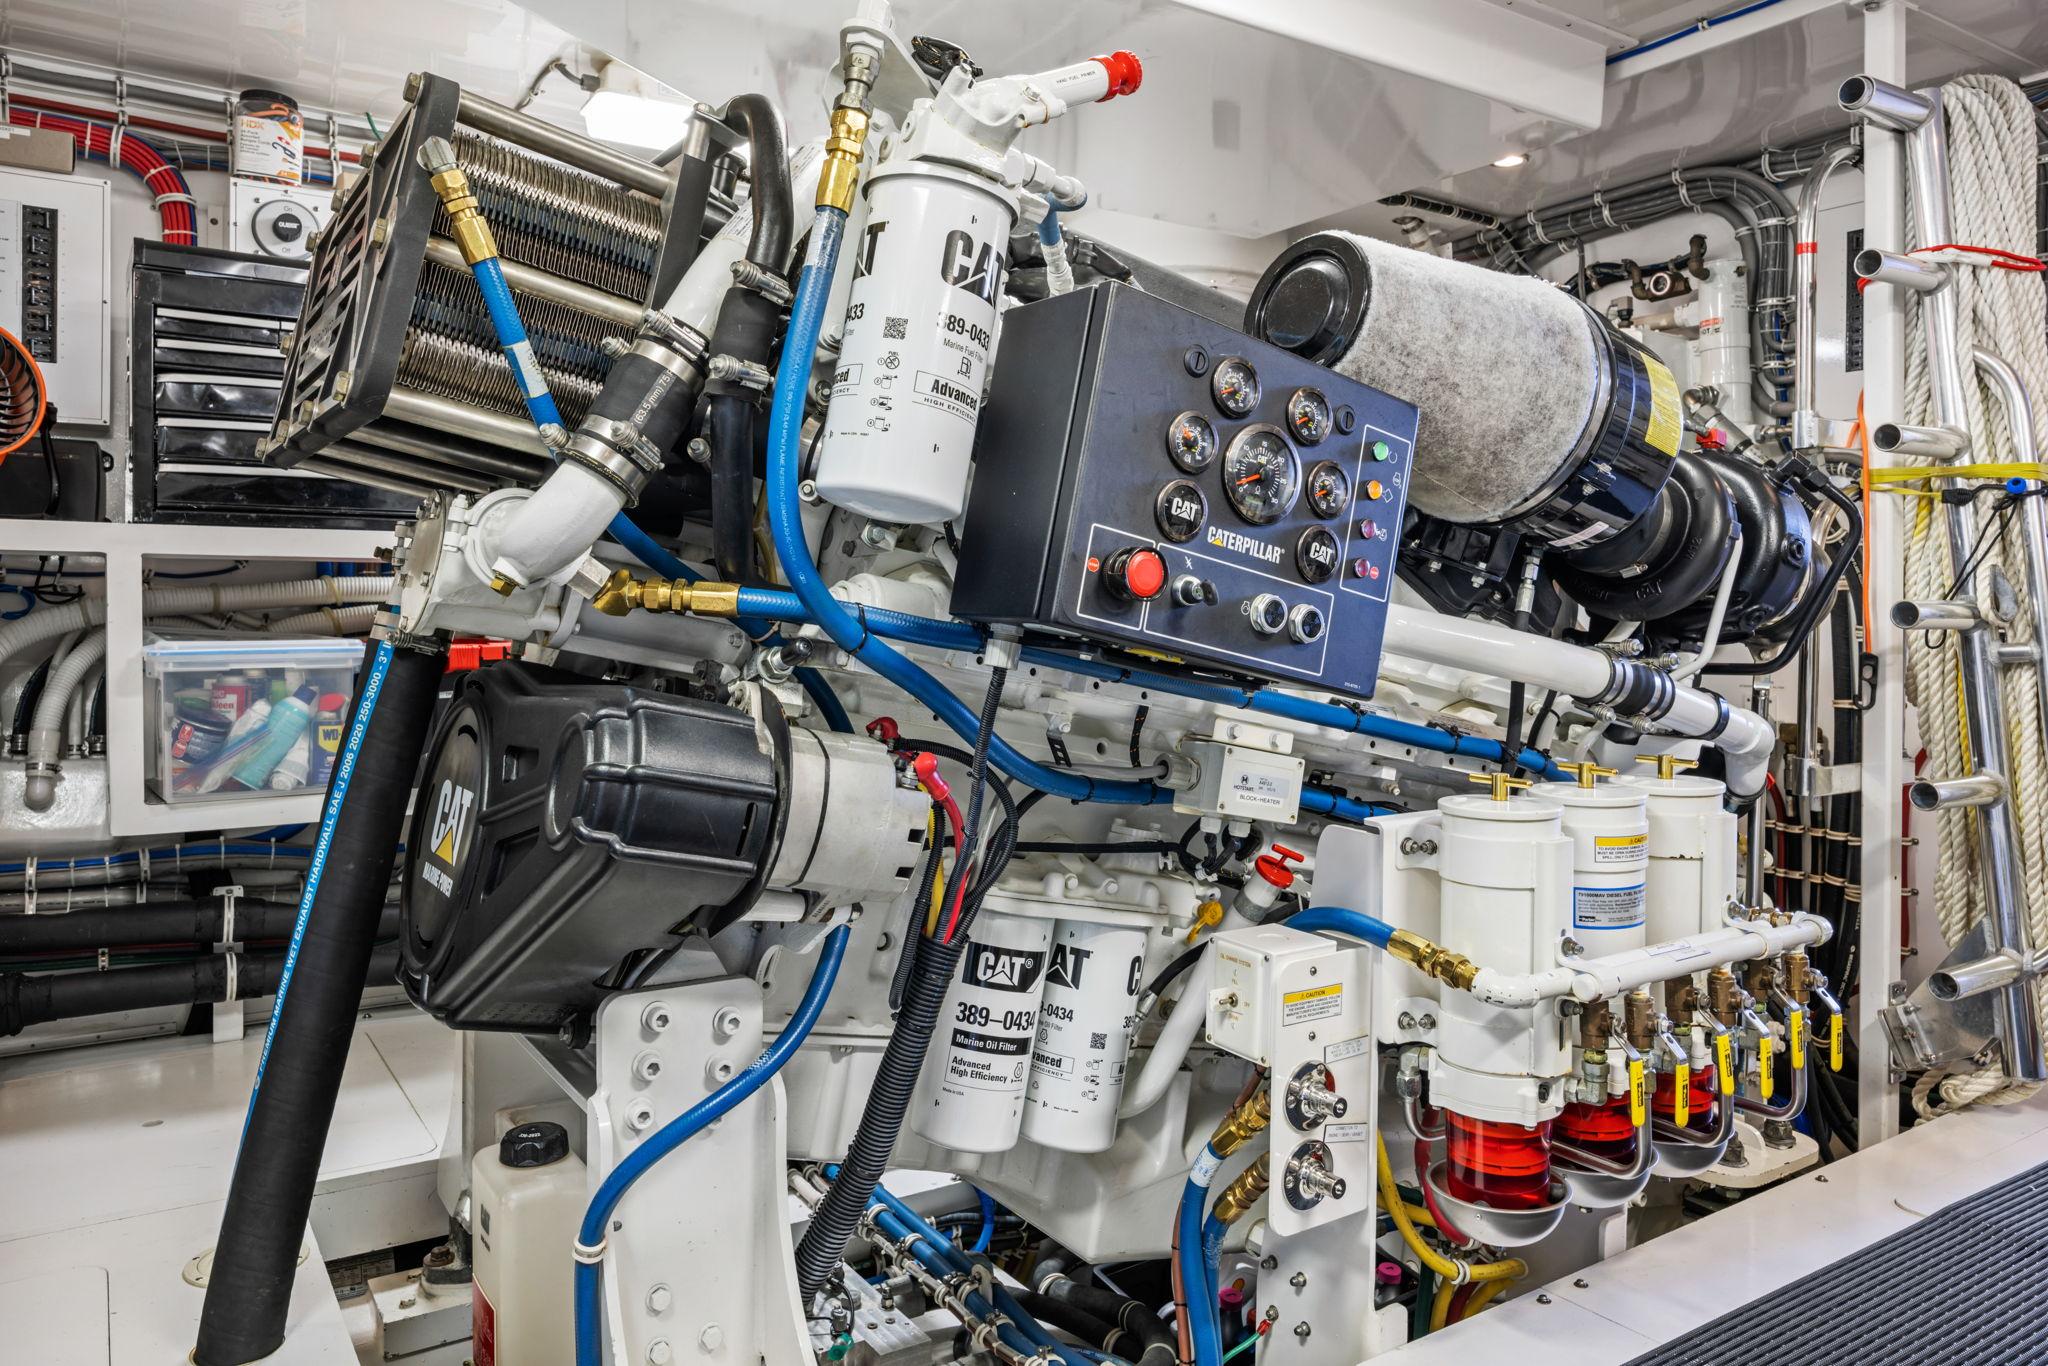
1222,1334,1262,1364
365,111,381,140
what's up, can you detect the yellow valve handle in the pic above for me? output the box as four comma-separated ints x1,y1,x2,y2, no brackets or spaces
1758,1033,1776,1101
1673,1062,1691,1127
1186,899,1226,945
1788,1007,1807,1071
1627,1058,1647,1127
1829,1011,1845,1073
1715,1031,1735,1095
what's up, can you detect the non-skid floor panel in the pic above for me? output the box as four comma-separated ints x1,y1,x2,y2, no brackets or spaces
1624,1157,2048,1365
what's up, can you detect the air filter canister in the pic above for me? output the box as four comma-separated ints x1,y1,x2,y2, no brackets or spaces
1247,231,1683,549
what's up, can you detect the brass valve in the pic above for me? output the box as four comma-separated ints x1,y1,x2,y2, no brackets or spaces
1664,978,1701,1018
1466,772,1533,803
1743,958,1776,1001
1785,950,1812,1007
1553,760,1617,789
1706,966,1742,1028
1210,1088,1272,1160
1623,989,1656,1053
1634,753,1698,782
1387,928,1478,991
1579,998,1615,1049
589,568,742,619
1210,1153,1271,1226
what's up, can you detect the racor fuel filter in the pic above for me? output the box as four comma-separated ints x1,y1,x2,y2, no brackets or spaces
1022,920,1147,1153
913,909,1052,1153
814,164,1010,525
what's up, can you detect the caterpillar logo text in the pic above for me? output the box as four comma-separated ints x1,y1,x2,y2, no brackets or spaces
940,229,1002,306
419,778,476,897
1208,526,1284,565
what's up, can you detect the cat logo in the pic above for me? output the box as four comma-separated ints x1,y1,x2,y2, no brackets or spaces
853,219,888,279
1047,942,1094,990
939,229,1001,306
962,942,1045,993
427,778,475,870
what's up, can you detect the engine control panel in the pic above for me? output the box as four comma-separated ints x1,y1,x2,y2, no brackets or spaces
952,283,1417,700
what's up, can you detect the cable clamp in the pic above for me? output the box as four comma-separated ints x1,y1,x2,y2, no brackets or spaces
151,192,199,211
1525,210,1553,247
1593,191,1614,228
0,54,11,125
222,951,239,1004
21,854,33,914
1757,147,1790,184
572,1238,608,1265
108,78,127,169
1671,168,1698,209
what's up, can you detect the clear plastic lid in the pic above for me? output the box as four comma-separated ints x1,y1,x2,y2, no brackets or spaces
141,632,367,675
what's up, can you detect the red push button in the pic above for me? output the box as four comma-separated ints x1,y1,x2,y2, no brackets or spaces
1102,546,1168,601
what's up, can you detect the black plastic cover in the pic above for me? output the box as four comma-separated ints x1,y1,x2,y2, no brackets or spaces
499,1121,570,1168
399,662,783,1036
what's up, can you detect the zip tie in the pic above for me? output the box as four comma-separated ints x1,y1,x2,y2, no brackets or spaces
573,1238,608,1264
1594,191,1615,228
151,192,198,211
1525,210,1553,247
1671,168,1698,209
1758,148,1790,184
22,854,34,914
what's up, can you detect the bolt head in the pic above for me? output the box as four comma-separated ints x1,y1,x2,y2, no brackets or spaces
634,1051,665,1084
1289,1271,1307,1288
1293,1322,1312,1341
626,1100,656,1133
643,1002,674,1032
648,1283,674,1314
713,1006,744,1041
649,1338,675,1364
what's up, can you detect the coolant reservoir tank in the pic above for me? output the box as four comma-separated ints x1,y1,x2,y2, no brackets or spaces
471,1122,585,1366
1614,770,1737,940
1528,777,1649,953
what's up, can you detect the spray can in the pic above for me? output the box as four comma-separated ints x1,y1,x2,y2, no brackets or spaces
232,89,304,185
268,733,313,791
1021,920,1146,1153
230,685,318,789
813,163,1012,525
912,909,1051,1153
308,693,349,786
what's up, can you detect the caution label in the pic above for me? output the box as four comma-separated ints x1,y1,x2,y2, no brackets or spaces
1593,832,1648,866
1573,883,1646,930
1644,354,1683,457
1282,983,1344,1027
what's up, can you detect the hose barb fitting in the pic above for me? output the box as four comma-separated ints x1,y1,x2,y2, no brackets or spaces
1210,1153,1271,1226
1387,928,1479,991
589,568,741,618
818,105,871,213
1209,1088,1273,1160
415,137,497,267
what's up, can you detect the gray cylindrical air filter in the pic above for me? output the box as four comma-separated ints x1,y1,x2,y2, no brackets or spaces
1247,231,1682,548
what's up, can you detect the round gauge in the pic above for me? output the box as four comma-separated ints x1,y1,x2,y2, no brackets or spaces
1296,525,1340,583
1211,357,1261,417
1305,460,1350,520
1155,479,1208,543
1165,410,1219,473
1221,424,1301,525
1287,387,1333,445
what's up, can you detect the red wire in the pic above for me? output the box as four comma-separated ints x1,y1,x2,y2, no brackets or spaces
8,108,196,243
5,92,359,164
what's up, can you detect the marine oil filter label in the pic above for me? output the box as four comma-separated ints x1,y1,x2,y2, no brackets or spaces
1593,832,1648,865
1573,883,1646,930
1282,982,1343,1026
943,939,1046,1092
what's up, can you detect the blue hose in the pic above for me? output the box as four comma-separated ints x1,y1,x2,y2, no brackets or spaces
971,1186,997,1254
573,925,851,1366
1178,1159,1224,1366
1284,904,1398,949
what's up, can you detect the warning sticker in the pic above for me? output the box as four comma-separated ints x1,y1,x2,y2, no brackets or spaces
1573,883,1646,930
1282,983,1343,1026
1644,355,1682,456
1593,832,1647,866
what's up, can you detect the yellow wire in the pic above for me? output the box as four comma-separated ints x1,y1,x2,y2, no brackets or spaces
1375,1133,1524,1326
1462,1278,1509,1319
921,810,947,938
1429,1280,1457,1333
1867,460,2047,485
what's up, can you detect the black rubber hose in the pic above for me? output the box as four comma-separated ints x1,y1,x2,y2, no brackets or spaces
793,677,1006,1300
1016,1291,1119,1352
718,93,791,271
194,641,445,1366
0,899,297,951
1702,464,1861,677
0,944,399,1036
1032,1272,1177,1351
10,657,49,749
707,393,757,582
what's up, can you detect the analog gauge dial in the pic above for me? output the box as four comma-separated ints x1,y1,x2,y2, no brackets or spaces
1287,387,1333,445
1166,410,1219,473
1211,356,1261,417
1305,460,1350,520
1221,424,1301,525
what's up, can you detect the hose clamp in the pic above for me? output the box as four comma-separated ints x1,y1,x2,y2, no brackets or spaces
565,416,664,499
1700,693,1733,740
630,331,707,387
573,1238,608,1265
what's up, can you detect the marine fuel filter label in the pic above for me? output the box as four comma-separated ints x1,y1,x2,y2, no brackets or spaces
1573,883,1646,930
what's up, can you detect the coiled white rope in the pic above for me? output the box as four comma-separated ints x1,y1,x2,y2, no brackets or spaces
1900,74,2048,1110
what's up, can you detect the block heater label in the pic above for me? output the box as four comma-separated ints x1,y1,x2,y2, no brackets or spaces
1573,883,1646,930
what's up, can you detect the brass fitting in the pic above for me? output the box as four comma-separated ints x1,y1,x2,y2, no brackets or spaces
1466,772,1532,803
1623,989,1656,1054
817,106,871,213
1664,978,1701,1019
488,572,519,597
1209,1088,1272,1160
1706,967,1741,1028
1785,950,1812,1007
1553,760,1616,789
589,568,742,619
1387,928,1478,992
416,137,498,267
1743,959,1776,1002
1579,998,1614,1049
1210,1154,1271,1226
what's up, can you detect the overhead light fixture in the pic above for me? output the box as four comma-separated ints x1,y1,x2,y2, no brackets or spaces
1492,152,1528,168
582,59,698,150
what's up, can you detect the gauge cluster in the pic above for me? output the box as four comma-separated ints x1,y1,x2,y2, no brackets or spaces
952,283,1417,700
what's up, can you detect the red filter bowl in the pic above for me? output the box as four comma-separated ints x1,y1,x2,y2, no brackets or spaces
1443,1111,1555,1211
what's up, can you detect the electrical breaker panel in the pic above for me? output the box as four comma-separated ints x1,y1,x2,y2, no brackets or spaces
0,166,112,423
951,283,1418,701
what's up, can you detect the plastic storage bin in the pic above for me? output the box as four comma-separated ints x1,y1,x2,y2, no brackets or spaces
142,633,366,805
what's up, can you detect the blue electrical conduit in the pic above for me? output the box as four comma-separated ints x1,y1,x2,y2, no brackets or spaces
241,637,393,1120
573,924,852,1366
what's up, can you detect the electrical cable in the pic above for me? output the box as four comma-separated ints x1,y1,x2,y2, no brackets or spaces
573,924,851,1366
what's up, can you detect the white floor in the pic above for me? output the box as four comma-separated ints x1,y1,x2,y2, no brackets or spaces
0,1007,459,1365
1384,1090,2048,1363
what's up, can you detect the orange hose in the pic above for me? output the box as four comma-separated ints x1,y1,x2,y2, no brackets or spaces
1855,391,1873,629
